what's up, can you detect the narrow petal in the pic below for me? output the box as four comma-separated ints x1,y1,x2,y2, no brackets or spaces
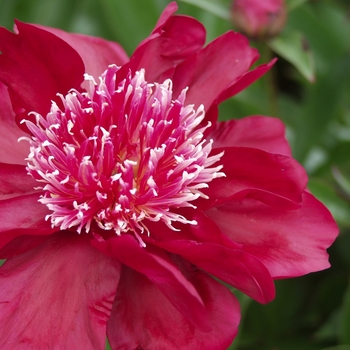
107,264,240,350
0,83,28,164
172,31,259,111
203,147,308,209
0,232,120,349
0,21,85,128
210,116,292,156
92,234,211,332
34,25,129,80
206,192,338,278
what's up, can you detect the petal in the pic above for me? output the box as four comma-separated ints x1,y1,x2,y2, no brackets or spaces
172,31,259,111
92,234,211,332
151,1,178,32
215,59,276,105
0,232,120,349
0,21,85,128
107,264,240,350
0,234,49,259
34,25,129,80
204,147,308,209
0,163,37,200
119,8,206,83
0,83,29,164
206,192,338,278
0,193,55,249
153,239,275,304
210,116,292,156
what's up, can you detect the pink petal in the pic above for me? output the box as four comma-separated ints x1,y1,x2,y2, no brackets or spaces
0,21,85,128
92,234,211,332
0,193,54,250
0,163,37,200
0,83,28,164
204,147,308,209
210,116,292,156
151,1,178,32
153,239,275,304
215,59,276,105
206,192,338,278
172,31,259,111
0,232,120,349
34,25,129,80
119,9,206,83
107,264,240,350
0,235,49,259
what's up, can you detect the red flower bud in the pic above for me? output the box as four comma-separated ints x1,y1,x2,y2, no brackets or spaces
231,0,287,40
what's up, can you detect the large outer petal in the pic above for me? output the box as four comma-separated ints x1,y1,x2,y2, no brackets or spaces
0,21,85,128
209,116,292,156
107,264,240,350
145,210,275,303
203,147,307,209
206,192,338,278
34,25,129,80
0,232,120,349
92,234,211,332
153,239,275,304
0,84,28,164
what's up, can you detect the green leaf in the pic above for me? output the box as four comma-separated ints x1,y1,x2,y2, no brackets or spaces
178,0,230,20
339,279,350,344
286,0,309,12
268,30,315,82
332,167,350,199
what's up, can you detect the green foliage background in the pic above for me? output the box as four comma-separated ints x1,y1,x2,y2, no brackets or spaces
1,0,350,349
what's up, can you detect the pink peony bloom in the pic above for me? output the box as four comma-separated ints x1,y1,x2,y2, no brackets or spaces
231,0,287,40
0,2,337,349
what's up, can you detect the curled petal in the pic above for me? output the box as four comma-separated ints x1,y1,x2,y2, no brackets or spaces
107,264,240,350
206,192,338,278
0,232,121,349
210,116,292,156
92,234,211,332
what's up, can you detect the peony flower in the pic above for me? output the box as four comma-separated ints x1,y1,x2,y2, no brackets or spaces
0,2,337,349
231,0,287,40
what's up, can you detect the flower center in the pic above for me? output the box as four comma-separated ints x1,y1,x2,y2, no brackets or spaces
22,65,224,240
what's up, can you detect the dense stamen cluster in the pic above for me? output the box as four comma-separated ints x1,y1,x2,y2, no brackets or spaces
22,65,224,238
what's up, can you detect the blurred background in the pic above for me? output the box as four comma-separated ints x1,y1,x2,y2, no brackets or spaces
1,0,349,349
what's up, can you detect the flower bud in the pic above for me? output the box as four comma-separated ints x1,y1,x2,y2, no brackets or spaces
231,0,287,40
